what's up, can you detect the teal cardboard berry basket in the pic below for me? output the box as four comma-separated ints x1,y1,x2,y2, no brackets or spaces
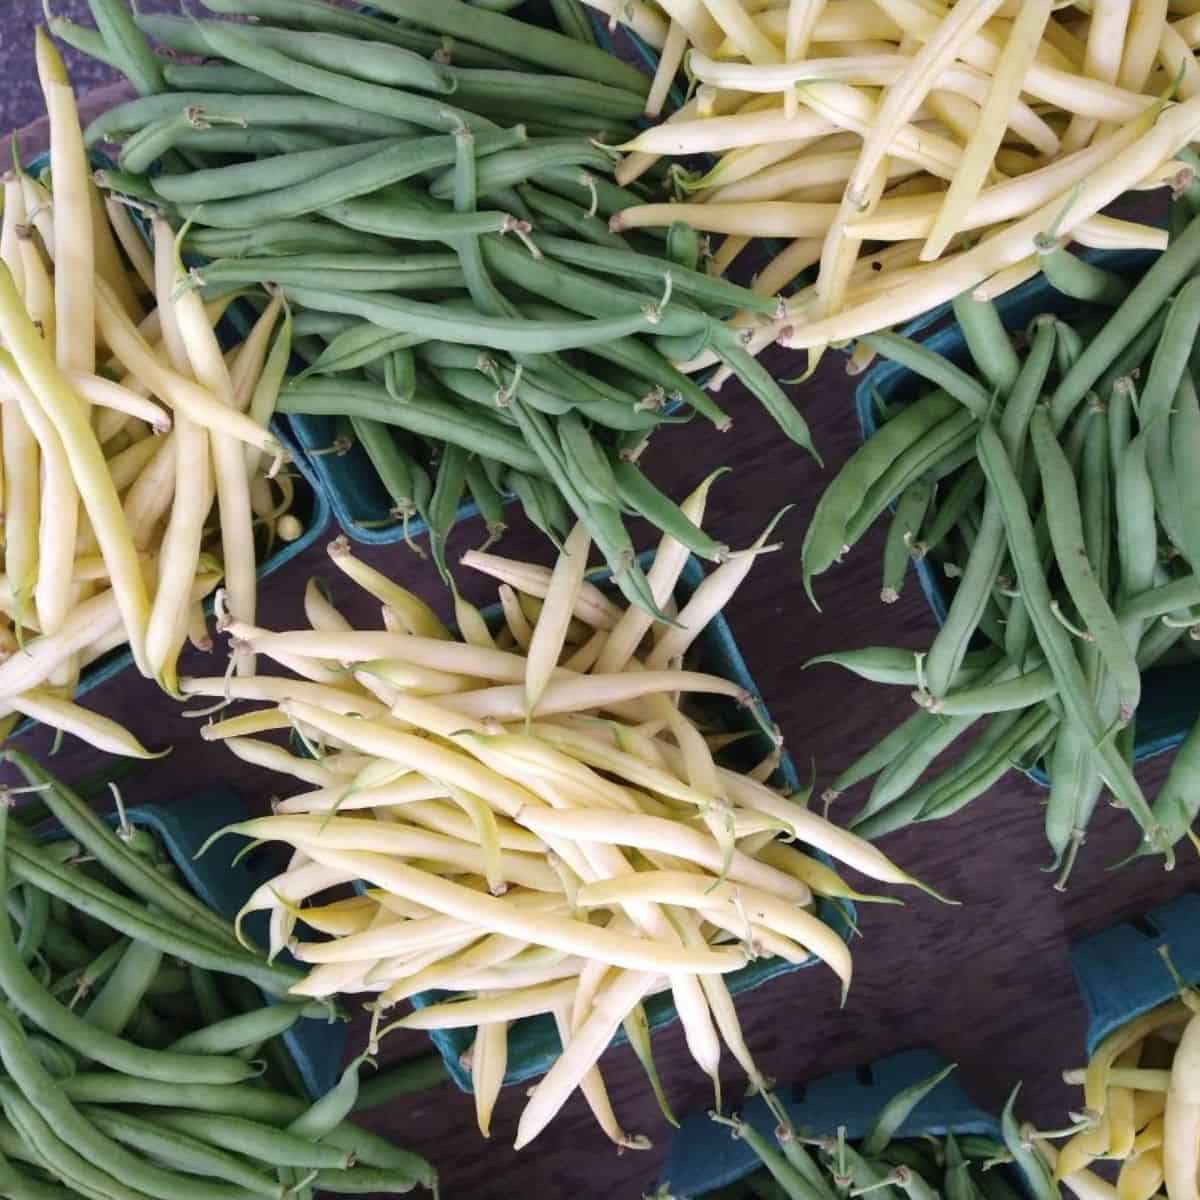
401,552,855,1092
37,787,347,1099
852,246,1200,784
1069,891,1200,1056
660,1047,1006,1198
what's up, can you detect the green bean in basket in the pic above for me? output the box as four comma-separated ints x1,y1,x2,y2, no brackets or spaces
0,753,437,1198
62,0,820,615
805,200,1200,884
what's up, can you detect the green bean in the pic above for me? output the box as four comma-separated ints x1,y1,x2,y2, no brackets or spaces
448,67,643,119
1000,1087,1056,1200
13,884,48,966
1051,213,1200,427
519,299,731,429
385,346,418,405
86,92,414,147
506,469,565,544
348,416,432,538
463,454,508,549
35,919,93,973
47,17,118,69
842,409,978,553
804,391,961,600
1146,712,1200,849
281,283,665,352
151,141,400,205
83,1108,283,1199
666,220,702,273
1030,407,1140,719
427,443,470,582
951,293,1019,396
119,107,256,175
534,231,777,315
5,755,239,952
284,377,545,472
924,665,1055,716
291,311,359,339
320,194,524,243
200,261,466,293
60,1075,305,1123
808,646,999,687
187,221,396,260
863,333,992,419
536,166,661,232
713,334,819,458
6,841,300,998
557,411,624,508
87,0,165,95
1039,245,1131,307
727,1117,815,1200
519,186,627,249
481,235,708,338
189,19,488,133
881,481,933,604
861,1063,957,1156
82,939,163,1039
144,1111,352,1171
197,0,426,44
1171,371,1200,577
0,1083,152,1200
834,709,941,808
354,1054,448,1111
611,458,730,562
25,1037,77,1082
0,1012,259,1200
977,421,1167,856
160,63,299,96
1119,572,1200,622
302,324,427,376
308,1165,434,1193
168,1002,325,1056
364,0,650,93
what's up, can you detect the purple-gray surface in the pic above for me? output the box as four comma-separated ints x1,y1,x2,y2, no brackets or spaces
4,19,1200,1200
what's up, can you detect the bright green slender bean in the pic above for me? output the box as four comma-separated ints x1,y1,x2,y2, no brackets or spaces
713,333,819,458
160,63,299,95
85,92,414,146
863,333,991,418
537,230,777,316
302,324,427,376
506,469,564,545
186,221,394,259
463,454,507,548
1146,713,1200,849
557,410,623,508
925,665,1055,716
200,261,466,293
179,128,347,157
180,128,523,229
0,1011,257,1200
1172,370,1200,575
915,467,983,559
480,234,708,338
320,194,524,243
977,421,1167,857
384,346,417,404
282,378,544,472
120,107,256,175
47,17,118,69
0,1082,152,1200
427,443,470,583
1001,1087,1057,1200
518,187,628,250
144,1110,352,1170
196,0,424,43
1038,245,1131,306
13,885,47,966
84,0,163,95
611,458,729,562
189,19,487,132
83,1108,283,1200
281,284,665,352
432,141,622,201
836,710,940,810
4,754,239,951
448,67,642,119
364,0,649,92
1119,573,1200,622
951,293,1019,396
169,1003,325,1056
1030,407,1140,720
861,1063,957,1155
1050,213,1200,428
83,939,162,1039
354,1054,448,1111
150,140,399,204
880,480,932,603
348,415,431,537
803,391,961,600
308,1165,434,1194
807,646,999,687
60,1075,304,1122
6,840,300,997
539,166,661,230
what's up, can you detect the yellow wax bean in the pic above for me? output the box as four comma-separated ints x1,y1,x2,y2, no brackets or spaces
390,980,577,1030
525,522,592,717
462,550,623,629
7,691,162,758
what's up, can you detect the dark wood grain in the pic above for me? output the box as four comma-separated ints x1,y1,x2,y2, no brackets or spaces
8,86,1200,1200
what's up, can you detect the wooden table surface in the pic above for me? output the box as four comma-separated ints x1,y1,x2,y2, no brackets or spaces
5,37,1200,1200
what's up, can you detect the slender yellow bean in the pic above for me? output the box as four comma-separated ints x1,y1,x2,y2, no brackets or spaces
328,536,449,638
462,550,623,629
526,522,592,717
103,196,155,294
7,691,161,758
36,30,94,376
64,373,171,433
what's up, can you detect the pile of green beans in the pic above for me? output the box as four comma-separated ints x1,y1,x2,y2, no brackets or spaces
804,191,1200,886
64,0,817,616
0,751,437,1199
692,1064,1052,1200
